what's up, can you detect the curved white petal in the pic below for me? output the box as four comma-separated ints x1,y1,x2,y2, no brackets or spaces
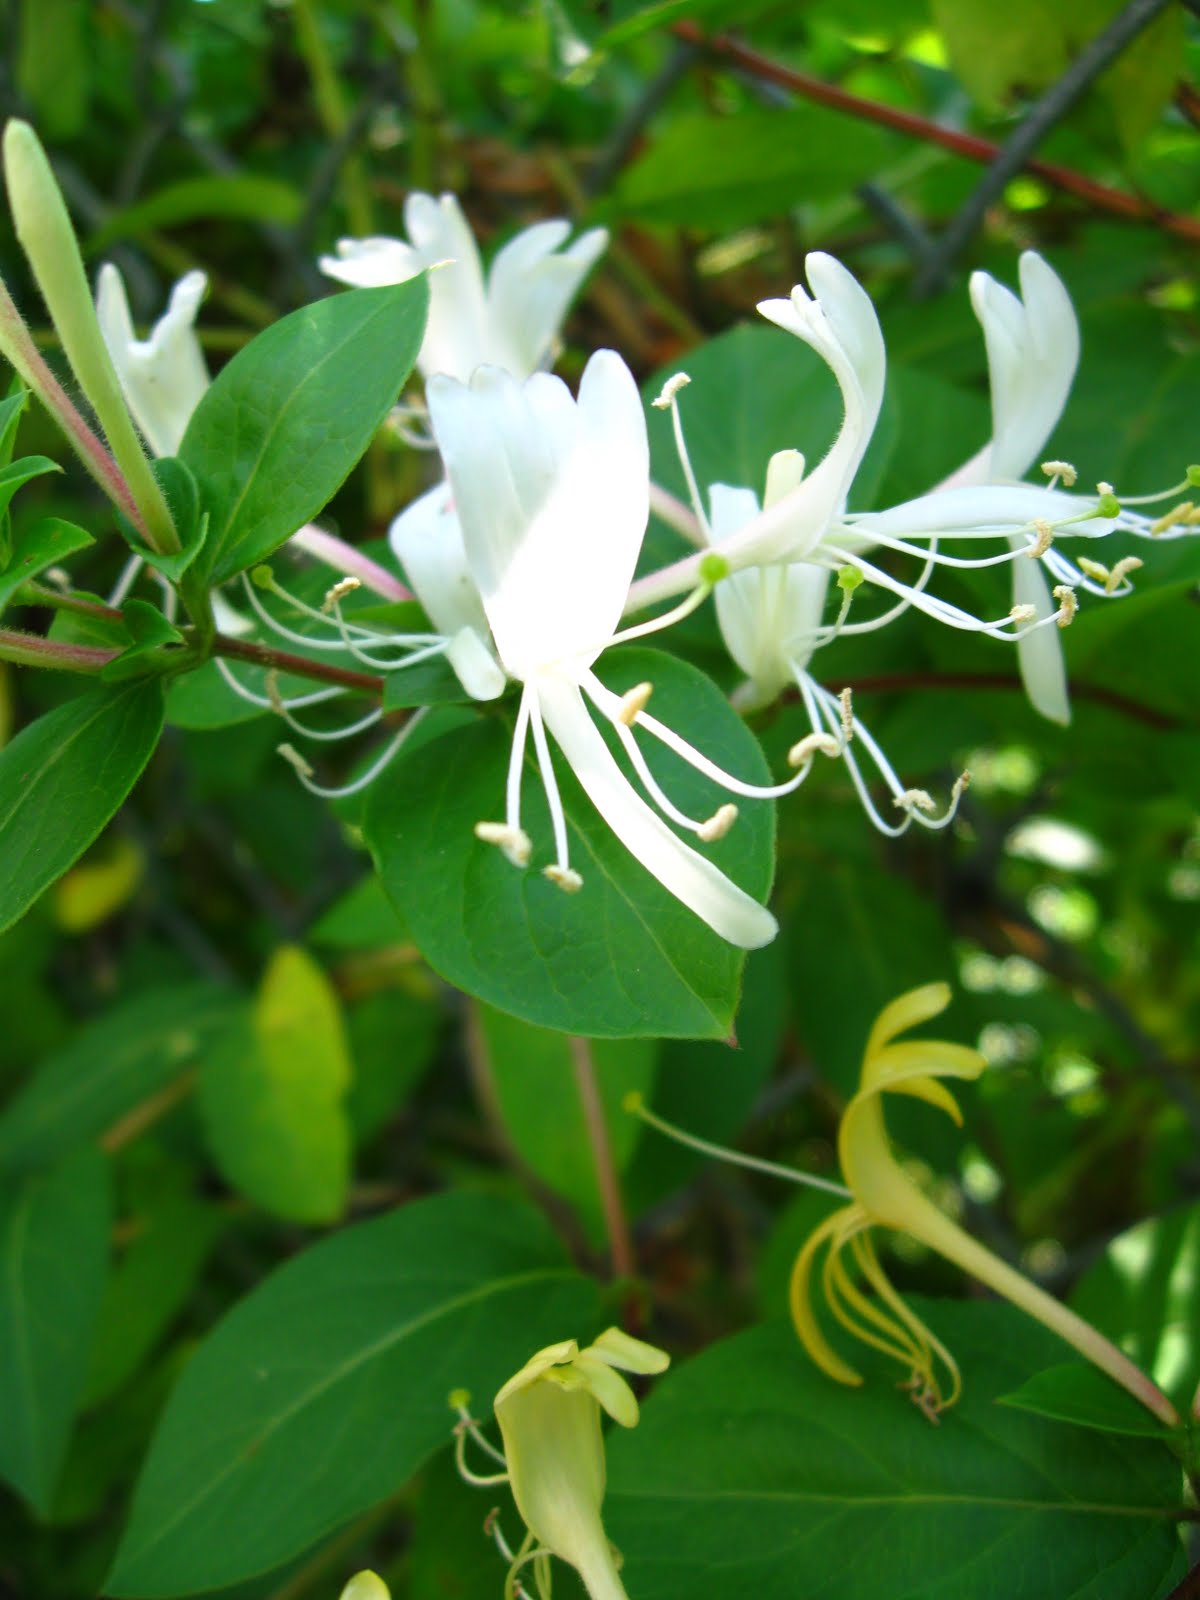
537,675,777,949
387,479,491,641
1011,553,1070,725
965,251,1080,484
318,236,424,289
851,483,1112,538
429,352,648,677
745,252,886,563
97,264,210,457
403,192,488,381
486,221,608,377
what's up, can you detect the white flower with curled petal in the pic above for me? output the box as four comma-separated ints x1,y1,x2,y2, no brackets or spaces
632,252,1152,723
426,349,811,950
95,264,210,458
320,192,608,382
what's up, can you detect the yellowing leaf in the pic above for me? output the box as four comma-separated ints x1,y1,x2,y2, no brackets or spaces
54,836,144,933
199,947,353,1224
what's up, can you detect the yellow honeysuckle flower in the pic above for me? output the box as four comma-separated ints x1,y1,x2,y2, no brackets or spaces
790,982,1179,1425
452,1328,669,1600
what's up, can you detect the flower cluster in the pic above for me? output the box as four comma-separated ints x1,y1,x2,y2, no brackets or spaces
91,191,1195,947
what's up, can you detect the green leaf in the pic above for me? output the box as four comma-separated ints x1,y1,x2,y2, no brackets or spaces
0,1147,111,1514
477,1007,656,1241
999,1362,1181,1439
0,680,165,936
1071,1201,1200,1414
612,106,896,231
0,453,63,560
198,946,353,1223
107,1191,601,1596
180,280,429,585
0,516,95,614
87,174,304,253
365,649,776,1040
16,0,90,140
100,598,188,683
117,457,207,582
0,982,236,1177
607,1305,1185,1600
381,652,477,709
310,872,410,949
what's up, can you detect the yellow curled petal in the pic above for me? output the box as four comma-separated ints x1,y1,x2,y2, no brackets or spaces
865,982,951,1060
572,1352,641,1428
789,1206,866,1388
587,1327,670,1376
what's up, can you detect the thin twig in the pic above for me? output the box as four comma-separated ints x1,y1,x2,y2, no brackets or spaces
585,38,702,197
914,0,1175,292
568,1035,636,1281
829,671,1185,732
212,632,384,695
671,19,1200,247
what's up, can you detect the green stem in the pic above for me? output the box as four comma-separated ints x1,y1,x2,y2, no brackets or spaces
0,626,117,674
568,1036,635,1281
3,120,179,556
292,0,374,235
18,582,123,620
0,277,146,532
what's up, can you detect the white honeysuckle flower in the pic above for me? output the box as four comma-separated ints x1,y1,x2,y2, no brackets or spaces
96,263,209,458
630,252,1171,724
427,349,818,949
706,473,967,838
935,253,1082,724
387,481,506,700
320,191,608,382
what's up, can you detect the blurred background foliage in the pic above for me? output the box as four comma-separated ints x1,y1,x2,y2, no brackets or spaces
0,0,1197,1595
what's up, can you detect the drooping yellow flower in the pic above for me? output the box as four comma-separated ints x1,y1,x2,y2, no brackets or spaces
453,1328,669,1600
790,982,1179,1425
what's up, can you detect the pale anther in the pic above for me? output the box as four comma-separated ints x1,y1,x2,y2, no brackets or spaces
697,803,738,842
1041,459,1077,486
1077,557,1110,584
322,575,361,613
475,821,533,868
951,770,971,803
788,731,841,767
616,682,653,726
1149,501,1195,535
895,788,936,814
1052,585,1078,627
543,864,583,893
1105,555,1143,593
652,372,691,409
1027,519,1053,558
277,742,314,780
839,686,854,741
264,669,285,715
1096,481,1114,498
1008,604,1037,624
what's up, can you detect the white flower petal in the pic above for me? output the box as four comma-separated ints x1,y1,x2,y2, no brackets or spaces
1011,552,1070,725
430,353,648,677
537,675,777,950
486,221,608,376
967,251,1080,483
399,192,489,381
317,236,424,289
387,479,492,642
746,252,885,563
851,482,1104,537
97,264,210,457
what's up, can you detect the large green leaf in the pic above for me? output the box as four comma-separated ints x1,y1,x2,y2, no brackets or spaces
0,515,95,615
607,1305,1186,1600
364,649,777,1040
180,279,428,584
107,1192,600,1596
0,982,236,1176
0,680,165,936
0,1147,111,1514
1071,1201,1200,1414
612,106,896,231
477,1006,657,1242
198,946,353,1223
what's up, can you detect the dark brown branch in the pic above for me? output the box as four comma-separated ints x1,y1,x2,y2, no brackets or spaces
830,671,1184,731
671,21,1200,247
212,632,385,695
